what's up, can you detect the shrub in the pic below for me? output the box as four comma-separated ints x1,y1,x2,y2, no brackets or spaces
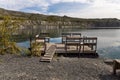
0,16,22,54
30,42,42,57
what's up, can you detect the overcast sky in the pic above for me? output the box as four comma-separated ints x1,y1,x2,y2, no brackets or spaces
0,0,120,19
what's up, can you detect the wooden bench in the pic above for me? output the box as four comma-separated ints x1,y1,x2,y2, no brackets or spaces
113,59,120,74
61,33,71,43
82,37,97,54
61,32,81,43
65,36,82,53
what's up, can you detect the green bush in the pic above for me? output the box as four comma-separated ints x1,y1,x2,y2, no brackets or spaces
30,42,42,57
0,16,22,54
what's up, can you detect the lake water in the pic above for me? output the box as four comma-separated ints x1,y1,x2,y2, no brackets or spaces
17,29,120,59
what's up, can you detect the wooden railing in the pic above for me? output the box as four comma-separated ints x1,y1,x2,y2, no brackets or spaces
64,36,97,54
82,37,97,53
62,32,81,43
65,36,83,52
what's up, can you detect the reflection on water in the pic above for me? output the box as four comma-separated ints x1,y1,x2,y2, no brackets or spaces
18,29,120,59
69,29,120,59
98,46,120,59
50,37,62,43
17,41,30,48
73,29,120,49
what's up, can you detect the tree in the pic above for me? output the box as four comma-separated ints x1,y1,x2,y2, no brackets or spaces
0,16,22,54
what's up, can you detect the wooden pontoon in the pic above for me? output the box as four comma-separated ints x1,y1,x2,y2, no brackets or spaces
32,33,98,62
56,36,97,57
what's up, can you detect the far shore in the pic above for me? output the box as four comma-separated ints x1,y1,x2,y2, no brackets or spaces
86,27,120,29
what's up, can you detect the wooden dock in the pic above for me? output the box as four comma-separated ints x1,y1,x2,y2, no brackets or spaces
40,42,98,62
38,35,98,62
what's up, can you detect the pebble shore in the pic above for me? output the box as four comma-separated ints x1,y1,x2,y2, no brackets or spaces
0,54,120,80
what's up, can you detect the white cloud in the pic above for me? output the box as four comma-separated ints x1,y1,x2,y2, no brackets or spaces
0,0,120,19
50,0,92,3
0,0,93,10
48,0,120,19
84,0,120,18
0,0,49,11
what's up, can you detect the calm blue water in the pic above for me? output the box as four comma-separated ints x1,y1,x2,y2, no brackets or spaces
17,29,120,59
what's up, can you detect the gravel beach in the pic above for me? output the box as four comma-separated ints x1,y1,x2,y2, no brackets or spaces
0,54,120,80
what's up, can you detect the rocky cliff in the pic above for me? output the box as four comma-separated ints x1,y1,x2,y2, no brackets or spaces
0,8,120,29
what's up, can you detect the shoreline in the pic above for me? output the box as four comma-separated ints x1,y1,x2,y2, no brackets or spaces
0,54,119,80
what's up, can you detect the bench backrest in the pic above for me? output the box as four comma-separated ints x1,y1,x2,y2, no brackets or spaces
83,37,97,44
65,37,83,44
62,32,81,43
83,37,97,52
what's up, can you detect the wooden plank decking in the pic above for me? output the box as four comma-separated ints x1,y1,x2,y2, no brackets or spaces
38,35,98,62
55,43,94,53
40,45,56,62
39,43,98,62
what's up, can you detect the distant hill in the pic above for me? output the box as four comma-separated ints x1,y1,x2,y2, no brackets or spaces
0,8,47,20
0,7,120,28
